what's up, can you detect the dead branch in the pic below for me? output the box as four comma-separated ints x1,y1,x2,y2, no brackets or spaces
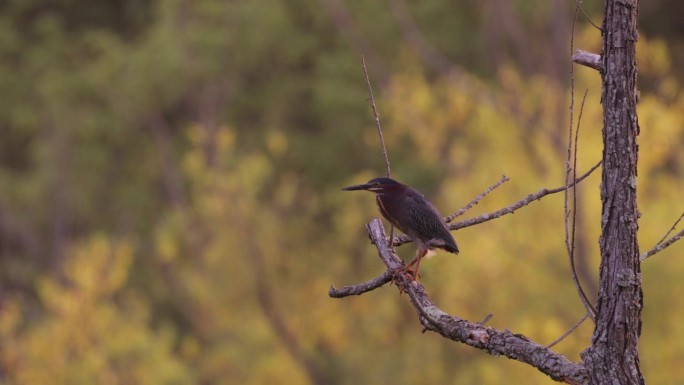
641,227,684,261
332,219,588,385
576,0,602,31
655,211,684,247
389,161,602,247
361,56,394,245
362,56,391,178
329,271,393,297
565,90,597,320
445,175,509,223
546,312,590,348
571,50,602,71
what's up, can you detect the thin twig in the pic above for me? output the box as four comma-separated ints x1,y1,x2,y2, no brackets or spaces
362,56,391,178
571,50,602,71
449,161,603,230
361,55,395,246
329,270,393,297
566,4,597,320
445,175,509,223
546,312,590,348
655,211,684,247
388,161,603,247
333,219,589,384
641,215,684,261
566,3,578,256
568,90,596,320
478,313,494,325
576,0,602,31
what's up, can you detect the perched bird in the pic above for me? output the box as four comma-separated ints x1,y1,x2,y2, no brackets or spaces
342,177,458,280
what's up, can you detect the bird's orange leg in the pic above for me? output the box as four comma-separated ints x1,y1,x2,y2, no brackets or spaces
396,247,427,281
410,247,428,281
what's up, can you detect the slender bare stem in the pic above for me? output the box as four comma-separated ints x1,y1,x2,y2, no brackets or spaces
478,313,494,325
473,161,599,220
388,161,602,247
362,56,391,178
567,5,597,320
576,0,602,31
572,50,603,71
445,175,509,223
332,219,588,384
546,312,590,348
656,211,684,247
361,55,395,246
329,271,393,297
641,212,684,261
567,91,596,319
566,4,578,256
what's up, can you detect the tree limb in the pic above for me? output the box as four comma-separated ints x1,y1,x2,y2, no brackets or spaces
445,175,509,224
571,50,602,71
565,90,597,320
640,211,684,261
329,271,392,297
389,161,602,247
332,219,588,385
641,227,684,261
546,312,590,349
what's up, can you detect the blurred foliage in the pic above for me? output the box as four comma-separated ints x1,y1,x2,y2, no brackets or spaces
0,0,683,384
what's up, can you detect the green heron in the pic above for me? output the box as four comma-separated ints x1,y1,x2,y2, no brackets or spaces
342,177,459,280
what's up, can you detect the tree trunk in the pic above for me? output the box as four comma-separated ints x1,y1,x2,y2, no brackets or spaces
582,0,644,384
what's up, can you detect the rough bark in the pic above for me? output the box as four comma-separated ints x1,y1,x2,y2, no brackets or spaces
354,219,589,385
580,1,644,384
333,1,647,384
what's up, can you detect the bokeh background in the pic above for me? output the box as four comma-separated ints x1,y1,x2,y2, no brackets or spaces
1,0,683,384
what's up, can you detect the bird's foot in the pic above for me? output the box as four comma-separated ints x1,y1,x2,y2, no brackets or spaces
392,265,421,281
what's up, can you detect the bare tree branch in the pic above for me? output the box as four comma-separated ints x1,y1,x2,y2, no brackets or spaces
361,56,394,245
332,219,588,385
362,56,391,179
445,175,509,224
576,0,602,31
546,312,590,349
388,161,602,247
329,270,392,297
566,4,578,263
571,50,602,71
655,211,684,247
565,90,597,320
641,226,684,261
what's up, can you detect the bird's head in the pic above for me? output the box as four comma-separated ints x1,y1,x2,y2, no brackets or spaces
342,177,403,194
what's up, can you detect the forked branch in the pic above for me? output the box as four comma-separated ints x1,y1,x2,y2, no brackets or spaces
641,211,684,261
333,219,588,385
445,175,509,223
388,161,601,247
331,161,601,309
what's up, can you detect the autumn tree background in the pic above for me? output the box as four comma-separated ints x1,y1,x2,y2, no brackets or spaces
0,1,683,384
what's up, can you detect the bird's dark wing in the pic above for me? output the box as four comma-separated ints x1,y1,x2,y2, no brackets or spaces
404,192,459,254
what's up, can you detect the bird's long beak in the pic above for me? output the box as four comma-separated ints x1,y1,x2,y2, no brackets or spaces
341,183,372,191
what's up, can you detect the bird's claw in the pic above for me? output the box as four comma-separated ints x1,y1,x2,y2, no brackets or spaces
392,265,421,281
